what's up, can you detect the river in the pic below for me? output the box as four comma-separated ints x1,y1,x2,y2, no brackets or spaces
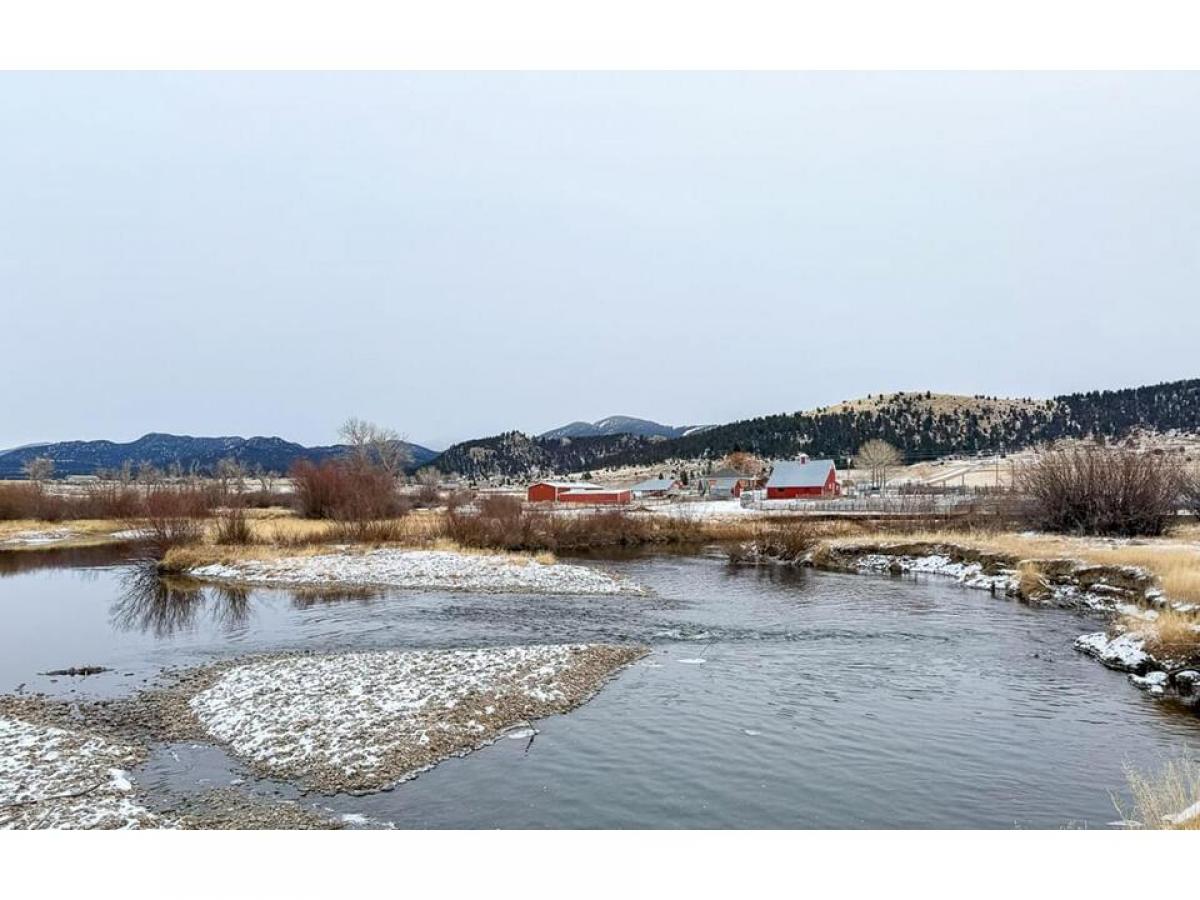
1,547,1196,827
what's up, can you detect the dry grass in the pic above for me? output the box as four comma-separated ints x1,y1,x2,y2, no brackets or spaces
1116,751,1200,829
825,526,1200,603
0,518,140,551
1120,607,1200,664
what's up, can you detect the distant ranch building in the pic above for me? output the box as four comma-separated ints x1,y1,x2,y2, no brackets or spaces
698,469,756,499
765,459,841,499
527,482,631,504
629,477,680,498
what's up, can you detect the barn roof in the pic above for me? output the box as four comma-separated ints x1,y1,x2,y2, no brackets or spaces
530,481,602,490
766,459,836,488
630,478,676,492
710,476,741,490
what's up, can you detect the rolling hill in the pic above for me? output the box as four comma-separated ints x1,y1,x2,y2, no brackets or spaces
0,433,438,478
430,378,1200,480
539,416,705,440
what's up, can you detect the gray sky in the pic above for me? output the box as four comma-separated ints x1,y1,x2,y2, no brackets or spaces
2,73,1198,451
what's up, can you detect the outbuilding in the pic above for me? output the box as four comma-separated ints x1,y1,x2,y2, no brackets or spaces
527,481,601,502
629,477,680,498
557,488,631,505
765,459,840,499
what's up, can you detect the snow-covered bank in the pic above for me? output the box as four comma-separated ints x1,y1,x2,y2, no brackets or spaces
0,528,76,546
188,548,642,595
0,715,157,829
187,644,646,792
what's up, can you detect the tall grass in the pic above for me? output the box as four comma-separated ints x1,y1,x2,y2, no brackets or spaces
1116,751,1200,829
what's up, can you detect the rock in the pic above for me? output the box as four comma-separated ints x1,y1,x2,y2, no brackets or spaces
1129,671,1169,695
1074,632,1152,674
1172,670,1200,695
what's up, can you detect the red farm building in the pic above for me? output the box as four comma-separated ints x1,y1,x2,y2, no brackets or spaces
765,459,841,499
527,482,631,504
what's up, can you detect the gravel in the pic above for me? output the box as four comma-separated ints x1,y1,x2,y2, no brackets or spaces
188,548,642,595
186,644,647,793
0,712,158,829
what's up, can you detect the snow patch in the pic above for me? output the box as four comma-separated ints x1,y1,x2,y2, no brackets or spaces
0,717,157,829
1074,632,1151,672
189,549,640,595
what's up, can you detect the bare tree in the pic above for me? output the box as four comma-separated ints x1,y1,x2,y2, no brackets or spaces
215,457,247,494
722,451,766,476
854,439,903,490
339,417,411,479
22,456,55,483
253,464,277,495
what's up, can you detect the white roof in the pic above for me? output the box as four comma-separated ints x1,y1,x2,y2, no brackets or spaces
765,459,836,489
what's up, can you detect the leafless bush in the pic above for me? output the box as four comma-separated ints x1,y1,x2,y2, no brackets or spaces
290,459,409,521
445,500,710,552
213,505,254,545
1180,466,1200,520
727,521,816,564
1016,446,1181,537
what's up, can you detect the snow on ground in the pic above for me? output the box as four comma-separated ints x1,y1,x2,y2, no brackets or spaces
853,553,1013,592
189,548,641,595
0,528,76,546
1074,632,1152,672
0,716,157,829
188,644,645,792
649,501,758,519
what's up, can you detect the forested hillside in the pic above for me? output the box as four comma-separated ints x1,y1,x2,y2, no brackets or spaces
431,379,1200,479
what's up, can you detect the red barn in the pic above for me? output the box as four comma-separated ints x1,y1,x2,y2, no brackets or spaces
527,481,595,502
765,459,840,499
527,482,630,504
558,488,631,505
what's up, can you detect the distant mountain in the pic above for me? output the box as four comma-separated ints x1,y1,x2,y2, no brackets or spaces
539,415,704,440
0,433,438,478
431,378,1200,480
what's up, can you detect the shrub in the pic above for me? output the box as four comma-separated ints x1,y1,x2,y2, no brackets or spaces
1016,446,1181,537
290,460,409,521
213,505,254,545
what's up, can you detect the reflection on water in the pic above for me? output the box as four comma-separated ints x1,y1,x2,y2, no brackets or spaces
0,543,138,577
111,565,386,637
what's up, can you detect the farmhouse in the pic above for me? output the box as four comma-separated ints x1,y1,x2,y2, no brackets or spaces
698,468,756,499
527,481,630,504
765,459,840,499
629,477,680,498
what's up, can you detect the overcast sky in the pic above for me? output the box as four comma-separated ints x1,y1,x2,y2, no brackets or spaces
2,73,1198,450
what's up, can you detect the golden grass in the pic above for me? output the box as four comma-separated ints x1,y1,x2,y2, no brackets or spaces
826,526,1200,604
0,518,136,551
1120,607,1200,662
1116,752,1200,829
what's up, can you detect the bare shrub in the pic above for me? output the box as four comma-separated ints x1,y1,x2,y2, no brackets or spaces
727,521,815,564
290,460,409,521
1181,466,1200,520
1016,445,1181,537
213,505,254,545
445,500,710,552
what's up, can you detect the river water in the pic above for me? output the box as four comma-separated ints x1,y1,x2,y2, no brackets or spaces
1,548,1196,828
